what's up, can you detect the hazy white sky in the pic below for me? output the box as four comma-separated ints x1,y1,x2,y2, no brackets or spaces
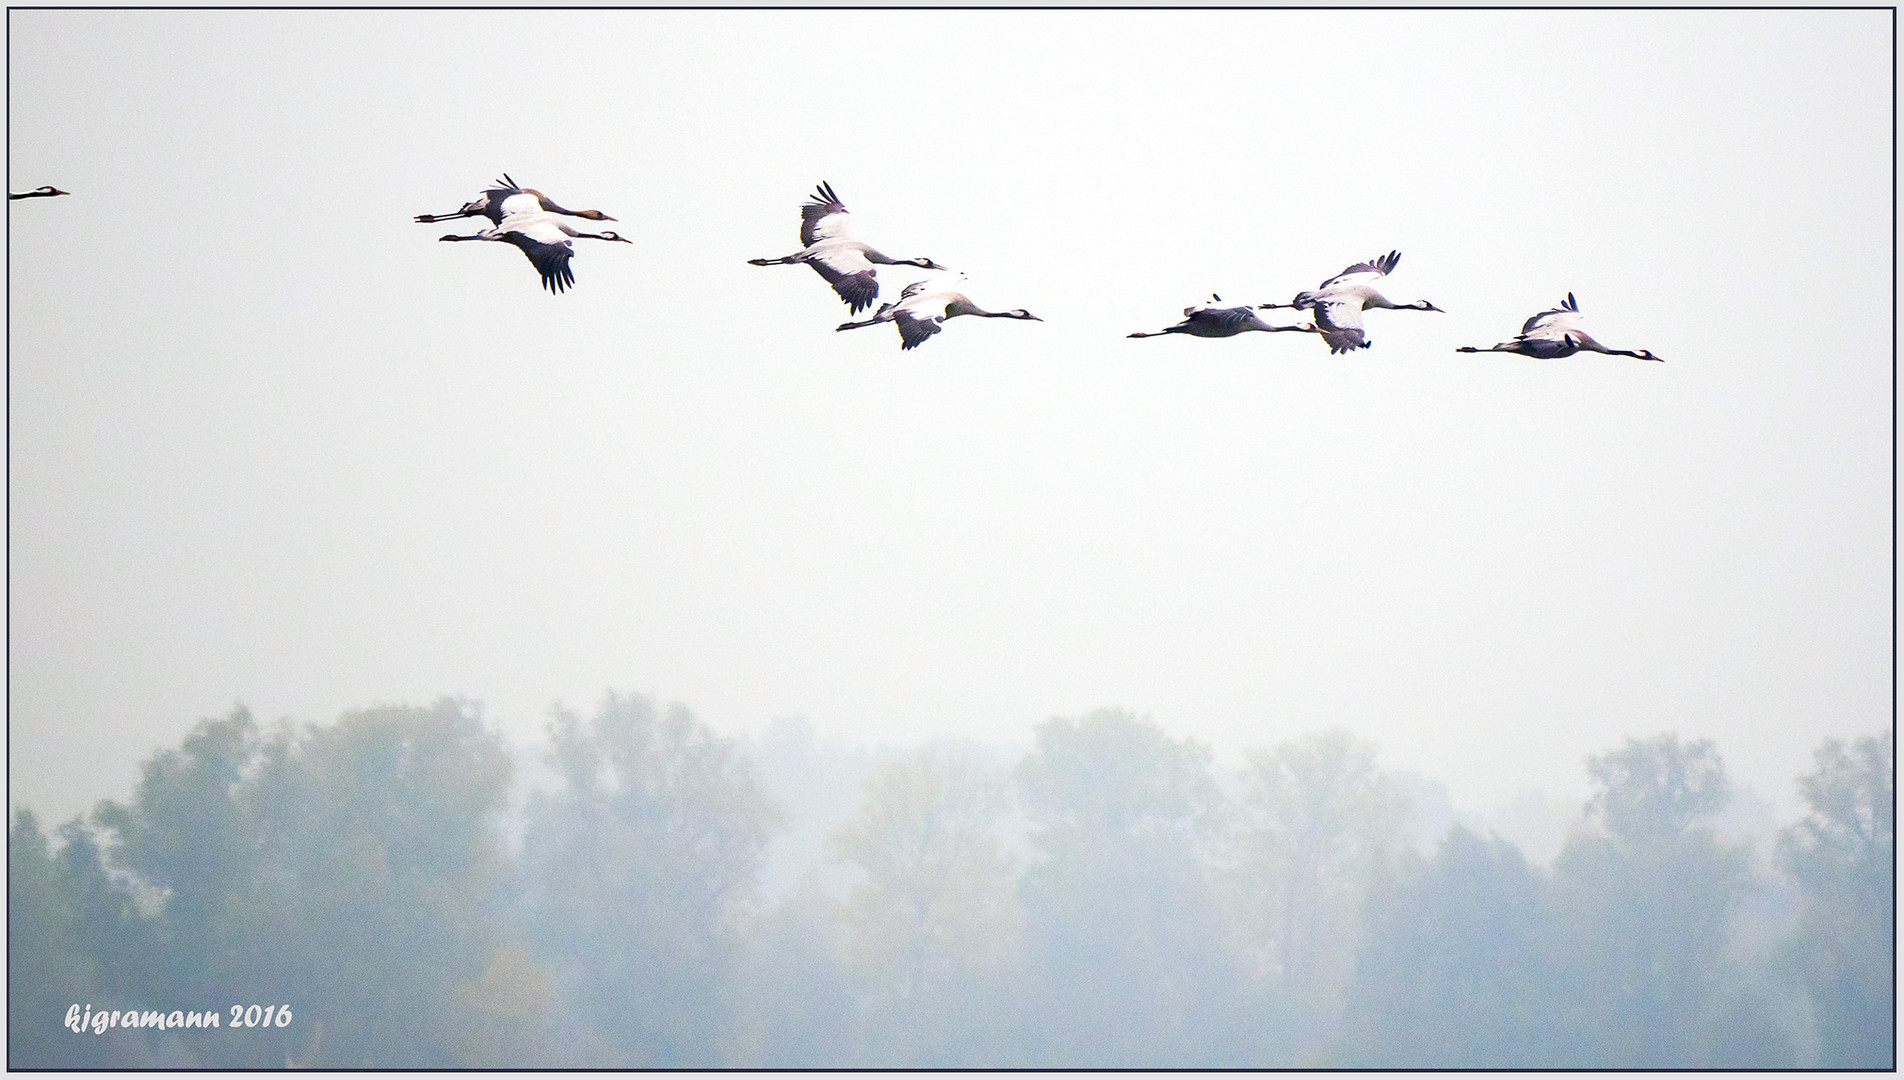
8,9,1892,828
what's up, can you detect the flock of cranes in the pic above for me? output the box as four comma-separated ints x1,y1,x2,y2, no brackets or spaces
748,182,1042,350
415,175,630,294
11,176,1663,361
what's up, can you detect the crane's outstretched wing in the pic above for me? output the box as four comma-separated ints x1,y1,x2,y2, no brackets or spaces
1318,250,1400,289
892,307,946,350
801,182,857,246
477,175,528,223
1311,295,1370,352
805,244,880,312
502,232,576,294
1520,293,1582,338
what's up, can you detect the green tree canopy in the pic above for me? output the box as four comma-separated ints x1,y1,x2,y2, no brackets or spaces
830,740,1019,1065
87,700,517,1067
519,691,779,1066
1777,731,1893,1068
1012,709,1243,1066
1550,733,1763,1066
1343,825,1560,1067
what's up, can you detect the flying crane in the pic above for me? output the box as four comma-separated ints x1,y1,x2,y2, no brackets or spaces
749,182,946,313
1259,250,1442,353
437,210,631,294
835,277,1040,350
1129,295,1318,339
1456,293,1662,361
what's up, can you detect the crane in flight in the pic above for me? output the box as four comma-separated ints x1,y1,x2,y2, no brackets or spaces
750,182,946,313
415,175,615,225
437,210,631,294
1129,295,1318,339
835,277,1040,350
1259,250,1442,353
1456,293,1662,361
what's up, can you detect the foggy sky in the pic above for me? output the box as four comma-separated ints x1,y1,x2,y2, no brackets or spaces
7,9,1892,828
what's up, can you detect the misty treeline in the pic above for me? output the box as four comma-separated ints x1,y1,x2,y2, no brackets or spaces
8,697,1891,1068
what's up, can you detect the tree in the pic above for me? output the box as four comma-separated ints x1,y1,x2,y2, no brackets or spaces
90,707,263,1014
1012,709,1244,1066
258,699,517,1067
729,876,859,1068
1342,825,1561,1066
9,810,126,1067
1228,729,1408,1062
830,740,1020,1065
1548,734,1763,1066
1586,731,1731,842
89,700,517,1067
518,691,779,1066
1777,731,1893,1067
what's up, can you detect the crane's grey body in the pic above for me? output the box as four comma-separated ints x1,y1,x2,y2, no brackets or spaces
1129,295,1318,339
1259,250,1442,354
750,182,944,314
1456,293,1663,361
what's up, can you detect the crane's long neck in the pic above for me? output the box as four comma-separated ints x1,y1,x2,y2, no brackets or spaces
947,297,1027,320
859,248,936,269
